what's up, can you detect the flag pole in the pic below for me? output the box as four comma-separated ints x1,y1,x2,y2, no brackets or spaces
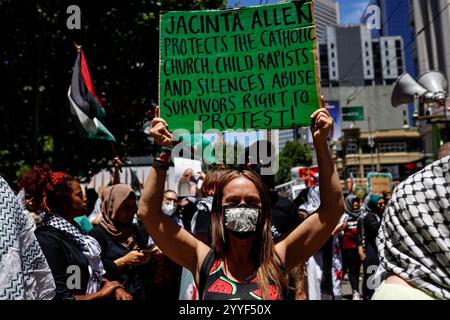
110,141,118,158
72,43,118,159
74,42,81,53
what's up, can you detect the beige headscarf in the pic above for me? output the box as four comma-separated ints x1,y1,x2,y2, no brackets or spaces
100,184,138,250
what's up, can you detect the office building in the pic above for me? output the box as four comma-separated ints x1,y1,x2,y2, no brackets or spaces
314,0,339,43
320,25,405,87
321,85,410,133
362,0,416,76
335,127,425,183
278,0,339,43
278,129,297,151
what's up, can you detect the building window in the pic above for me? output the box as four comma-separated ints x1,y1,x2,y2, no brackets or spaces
386,60,390,66
367,70,371,76
345,143,358,155
364,166,376,176
385,41,388,47
387,69,391,75
331,43,335,49
378,141,407,153
332,61,335,67
332,71,336,77
365,42,369,48
366,51,369,57
346,166,359,177
386,50,389,56
331,52,335,58
366,60,370,66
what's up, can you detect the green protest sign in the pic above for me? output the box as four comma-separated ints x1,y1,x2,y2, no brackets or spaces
367,172,392,195
159,0,320,132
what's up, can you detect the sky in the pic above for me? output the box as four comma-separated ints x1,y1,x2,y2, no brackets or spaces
339,0,370,24
227,0,370,25
226,0,278,7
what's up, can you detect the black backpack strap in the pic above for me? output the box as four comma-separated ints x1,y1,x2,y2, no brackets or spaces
198,249,216,300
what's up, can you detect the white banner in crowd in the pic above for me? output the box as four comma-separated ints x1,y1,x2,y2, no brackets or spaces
173,157,202,177
82,166,151,193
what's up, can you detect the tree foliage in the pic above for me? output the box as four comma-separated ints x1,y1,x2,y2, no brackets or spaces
275,141,312,185
0,0,226,185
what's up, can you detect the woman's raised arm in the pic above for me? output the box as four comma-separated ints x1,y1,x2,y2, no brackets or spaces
137,107,209,281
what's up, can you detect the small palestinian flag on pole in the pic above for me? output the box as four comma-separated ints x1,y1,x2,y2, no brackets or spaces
67,46,115,142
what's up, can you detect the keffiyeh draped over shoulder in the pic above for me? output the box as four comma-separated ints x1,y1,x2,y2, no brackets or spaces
0,176,55,300
377,157,450,300
44,213,104,294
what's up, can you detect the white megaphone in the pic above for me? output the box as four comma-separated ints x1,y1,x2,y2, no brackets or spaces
391,73,431,107
417,71,448,102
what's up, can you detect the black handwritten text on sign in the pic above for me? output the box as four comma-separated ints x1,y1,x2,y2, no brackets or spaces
159,0,320,132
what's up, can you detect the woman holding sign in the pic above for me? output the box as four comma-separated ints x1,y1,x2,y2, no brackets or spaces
138,105,344,300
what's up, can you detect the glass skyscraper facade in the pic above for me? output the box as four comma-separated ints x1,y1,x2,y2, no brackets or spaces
363,0,415,77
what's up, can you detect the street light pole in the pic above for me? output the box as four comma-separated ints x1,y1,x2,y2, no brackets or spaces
443,98,449,142
368,116,375,172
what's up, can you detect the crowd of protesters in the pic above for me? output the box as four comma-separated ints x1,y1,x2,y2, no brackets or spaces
1,109,449,300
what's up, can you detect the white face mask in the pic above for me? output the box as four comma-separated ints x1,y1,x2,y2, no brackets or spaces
223,205,260,233
162,201,177,216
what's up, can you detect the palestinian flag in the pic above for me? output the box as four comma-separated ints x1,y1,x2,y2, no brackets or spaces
347,172,355,193
67,49,115,142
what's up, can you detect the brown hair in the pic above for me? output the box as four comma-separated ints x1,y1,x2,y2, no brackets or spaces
210,170,287,299
200,166,229,197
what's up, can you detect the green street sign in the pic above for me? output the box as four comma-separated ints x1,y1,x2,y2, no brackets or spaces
343,106,365,121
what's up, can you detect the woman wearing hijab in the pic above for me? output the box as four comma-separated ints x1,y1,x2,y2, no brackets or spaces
374,157,450,300
342,194,363,300
360,194,385,300
89,184,150,300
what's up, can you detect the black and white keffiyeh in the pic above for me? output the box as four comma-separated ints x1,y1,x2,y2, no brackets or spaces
44,213,104,294
0,176,55,300
377,156,450,300
191,196,212,234
298,186,321,215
